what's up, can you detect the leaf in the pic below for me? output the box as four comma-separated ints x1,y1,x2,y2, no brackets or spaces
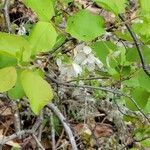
8,70,25,100
0,32,30,56
139,0,150,16
23,0,54,21
0,67,17,92
21,70,53,114
95,0,127,15
144,97,150,113
125,87,150,111
66,10,105,41
0,52,17,69
132,17,150,40
138,70,150,92
91,41,117,64
28,21,57,55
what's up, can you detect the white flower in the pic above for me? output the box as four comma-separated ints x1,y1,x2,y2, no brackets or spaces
83,46,92,54
72,63,82,76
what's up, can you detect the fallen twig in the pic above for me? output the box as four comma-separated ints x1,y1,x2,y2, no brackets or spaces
47,103,78,150
32,134,45,150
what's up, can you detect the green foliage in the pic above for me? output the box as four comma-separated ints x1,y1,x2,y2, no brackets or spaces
0,32,31,62
94,0,127,15
0,52,17,69
66,10,105,41
0,67,17,92
28,21,57,55
125,87,150,111
21,70,53,114
91,41,117,64
138,70,150,92
8,70,25,100
23,0,55,21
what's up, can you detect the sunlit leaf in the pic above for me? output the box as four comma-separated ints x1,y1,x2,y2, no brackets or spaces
23,0,55,21
21,70,53,114
94,0,127,15
28,21,57,55
66,10,105,41
0,67,17,92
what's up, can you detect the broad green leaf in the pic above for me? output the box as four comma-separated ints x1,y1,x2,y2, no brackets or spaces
144,97,150,113
0,32,31,62
139,0,150,16
28,21,57,55
0,52,17,69
66,10,105,41
126,46,150,64
91,41,117,64
0,67,17,92
132,17,150,40
125,87,150,111
138,70,150,92
123,74,140,87
95,0,127,15
0,32,28,55
23,0,54,21
21,70,53,114
8,70,25,100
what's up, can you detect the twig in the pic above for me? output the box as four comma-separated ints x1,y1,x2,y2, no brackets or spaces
118,13,150,77
47,103,78,150
50,112,56,150
46,75,150,123
0,130,33,145
32,134,45,150
56,129,64,148
3,0,12,33
11,101,21,139
37,110,43,142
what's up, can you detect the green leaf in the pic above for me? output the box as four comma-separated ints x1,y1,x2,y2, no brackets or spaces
0,52,17,69
28,21,57,55
21,70,53,114
132,17,150,40
91,41,117,64
0,32,31,62
139,0,150,16
125,87,150,111
8,70,25,100
138,70,150,92
66,10,105,41
95,0,127,15
144,97,150,113
0,67,17,92
23,0,54,21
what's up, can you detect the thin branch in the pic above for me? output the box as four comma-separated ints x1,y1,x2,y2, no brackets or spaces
0,130,33,145
118,13,150,77
11,101,21,139
3,0,12,33
46,75,150,123
32,134,45,150
47,103,78,150
37,110,43,142
50,112,56,150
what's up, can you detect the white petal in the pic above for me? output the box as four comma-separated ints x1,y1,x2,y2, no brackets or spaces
72,63,82,76
83,46,92,54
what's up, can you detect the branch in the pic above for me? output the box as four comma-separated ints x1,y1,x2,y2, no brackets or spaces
47,103,78,150
46,75,150,123
0,130,33,145
3,0,12,33
118,13,150,77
